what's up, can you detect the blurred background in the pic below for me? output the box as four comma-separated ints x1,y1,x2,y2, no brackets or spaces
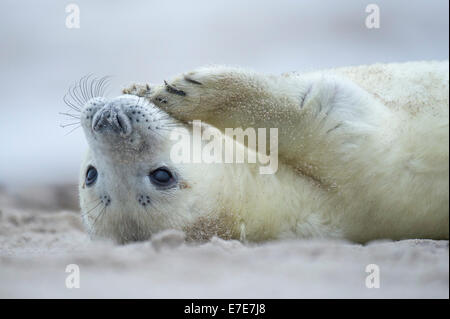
0,0,448,208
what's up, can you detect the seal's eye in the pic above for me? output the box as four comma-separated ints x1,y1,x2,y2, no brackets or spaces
86,166,98,187
149,168,175,187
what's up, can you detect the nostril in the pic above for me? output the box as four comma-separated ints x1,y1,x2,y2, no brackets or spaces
92,112,103,131
116,114,124,130
113,112,132,137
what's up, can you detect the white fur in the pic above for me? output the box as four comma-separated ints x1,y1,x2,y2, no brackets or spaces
80,61,449,243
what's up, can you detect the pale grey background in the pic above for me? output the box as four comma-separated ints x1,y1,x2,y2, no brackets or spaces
0,0,448,188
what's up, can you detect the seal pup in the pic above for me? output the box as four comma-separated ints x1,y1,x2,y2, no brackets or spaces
75,61,449,244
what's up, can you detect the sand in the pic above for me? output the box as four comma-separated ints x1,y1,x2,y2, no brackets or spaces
0,187,448,298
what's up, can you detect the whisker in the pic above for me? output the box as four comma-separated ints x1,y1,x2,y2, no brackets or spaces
79,74,91,103
69,84,85,107
59,112,81,119
60,121,81,128
82,200,103,217
144,201,158,217
88,76,97,99
84,197,102,207
84,74,95,100
94,76,102,97
92,205,107,229
65,124,82,136
62,74,113,128
161,122,184,127
151,129,167,140
63,94,81,112
98,76,112,97
74,85,85,105
157,126,183,133
81,75,90,102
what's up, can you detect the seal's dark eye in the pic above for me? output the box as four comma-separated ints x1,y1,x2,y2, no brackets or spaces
149,168,174,187
86,166,98,187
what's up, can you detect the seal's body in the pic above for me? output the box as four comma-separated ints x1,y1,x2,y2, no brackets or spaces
79,61,449,244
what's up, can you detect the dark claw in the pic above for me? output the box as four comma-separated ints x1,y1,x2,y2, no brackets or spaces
184,76,202,85
156,97,168,104
164,80,186,96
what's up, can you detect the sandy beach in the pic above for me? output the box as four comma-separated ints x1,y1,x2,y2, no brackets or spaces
0,186,447,299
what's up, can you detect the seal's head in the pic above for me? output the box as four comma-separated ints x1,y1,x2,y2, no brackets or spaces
79,94,214,244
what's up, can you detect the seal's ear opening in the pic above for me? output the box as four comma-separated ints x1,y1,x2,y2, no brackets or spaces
179,181,190,189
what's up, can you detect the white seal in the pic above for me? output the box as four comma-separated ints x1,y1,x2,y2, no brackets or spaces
75,61,449,244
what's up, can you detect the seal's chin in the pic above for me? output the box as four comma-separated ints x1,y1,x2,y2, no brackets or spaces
91,215,153,245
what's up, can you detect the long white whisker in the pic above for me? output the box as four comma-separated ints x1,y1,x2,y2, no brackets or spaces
82,200,103,217
64,124,82,136
60,121,81,128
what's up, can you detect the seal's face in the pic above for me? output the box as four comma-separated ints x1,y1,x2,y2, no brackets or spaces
79,95,196,244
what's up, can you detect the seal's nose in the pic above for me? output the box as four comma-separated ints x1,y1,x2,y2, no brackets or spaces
92,103,132,137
